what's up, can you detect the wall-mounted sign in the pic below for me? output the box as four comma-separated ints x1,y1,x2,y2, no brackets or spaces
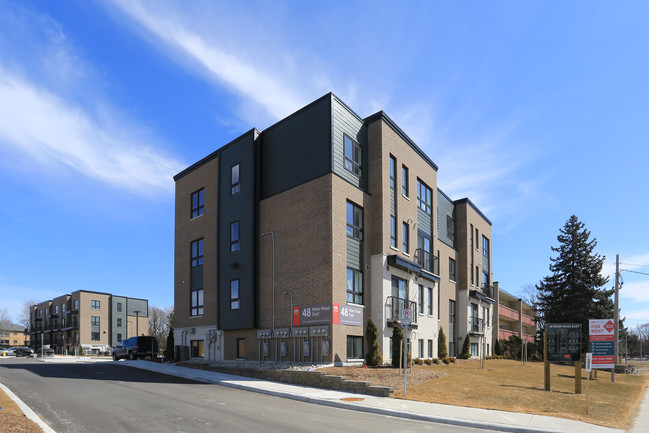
334,303,364,326
547,323,581,362
293,303,363,327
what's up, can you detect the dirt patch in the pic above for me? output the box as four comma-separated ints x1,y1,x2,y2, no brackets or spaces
319,365,447,388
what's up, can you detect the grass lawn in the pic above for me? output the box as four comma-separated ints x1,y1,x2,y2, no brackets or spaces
397,359,647,430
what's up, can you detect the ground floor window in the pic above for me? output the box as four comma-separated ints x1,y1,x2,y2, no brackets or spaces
427,339,433,358
91,332,100,341
347,336,363,359
191,339,204,357
470,342,479,357
237,338,246,359
418,339,424,358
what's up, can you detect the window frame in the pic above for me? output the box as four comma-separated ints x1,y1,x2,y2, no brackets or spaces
346,335,363,360
191,288,203,316
343,134,362,177
417,179,432,215
237,338,246,359
427,287,433,316
117,302,122,312
230,279,240,310
117,318,122,327
449,258,456,282
482,236,489,258
231,221,240,253
390,215,397,248
446,215,455,245
402,222,409,254
346,268,363,305
191,239,204,267
191,339,204,358
91,300,100,310
418,285,424,314
401,165,409,197
231,164,240,195
191,188,205,218
346,201,363,241
91,316,100,326
389,155,396,190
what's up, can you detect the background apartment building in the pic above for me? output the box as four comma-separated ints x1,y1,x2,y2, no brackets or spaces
29,290,149,354
0,324,28,346
494,286,537,345
174,93,495,364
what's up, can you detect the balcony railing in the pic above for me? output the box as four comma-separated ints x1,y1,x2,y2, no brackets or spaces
469,317,484,333
386,296,418,325
414,249,439,275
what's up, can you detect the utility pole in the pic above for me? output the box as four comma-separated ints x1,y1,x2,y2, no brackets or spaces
613,254,620,382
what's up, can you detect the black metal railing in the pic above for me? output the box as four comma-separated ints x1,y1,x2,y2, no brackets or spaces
480,284,493,299
469,317,484,333
414,249,439,275
386,296,418,325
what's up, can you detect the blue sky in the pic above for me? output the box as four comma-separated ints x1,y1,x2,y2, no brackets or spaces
1,1,648,328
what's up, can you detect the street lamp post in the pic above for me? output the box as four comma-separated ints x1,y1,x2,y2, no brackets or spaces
283,290,294,362
134,310,141,336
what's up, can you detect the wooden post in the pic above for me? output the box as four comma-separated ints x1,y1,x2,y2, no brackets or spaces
544,330,551,391
586,373,590,415
575,361,582,394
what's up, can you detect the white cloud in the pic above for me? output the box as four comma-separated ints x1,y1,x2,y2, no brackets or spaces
0,69,183,196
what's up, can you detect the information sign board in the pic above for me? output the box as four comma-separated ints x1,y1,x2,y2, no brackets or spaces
547,323,582,362
589,319,615,369
401,308,412,325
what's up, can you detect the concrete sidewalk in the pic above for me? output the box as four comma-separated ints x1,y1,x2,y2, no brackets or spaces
119,360,631,433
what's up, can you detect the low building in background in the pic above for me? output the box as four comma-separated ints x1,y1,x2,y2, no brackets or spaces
29,290,149,355
494,286,537,346
0,324,28,346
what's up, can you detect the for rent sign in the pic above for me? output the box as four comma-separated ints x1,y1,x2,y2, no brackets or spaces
589,319,615,369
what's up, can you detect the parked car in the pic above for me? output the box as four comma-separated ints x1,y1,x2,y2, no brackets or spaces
7,346,34,357
34,347,55,357
112,336,158,361
0,346,13,356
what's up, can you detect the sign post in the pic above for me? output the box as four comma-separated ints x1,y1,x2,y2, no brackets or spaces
545,324,582,393
401,308,411,397
585,353,592,414
589,319,616,383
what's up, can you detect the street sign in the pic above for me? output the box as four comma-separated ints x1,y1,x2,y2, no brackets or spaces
589,319,615,369
547,323,582,362
586,352,592,372
401,308,412,325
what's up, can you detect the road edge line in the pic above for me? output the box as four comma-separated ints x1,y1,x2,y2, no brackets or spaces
0,382,57,433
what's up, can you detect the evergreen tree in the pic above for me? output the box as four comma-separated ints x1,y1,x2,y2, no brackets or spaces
365,317,383,367
391,325,404,368
460,334,471,359
164,309,175,362
534,215,615,351
494,339,502,356
438,326,448,359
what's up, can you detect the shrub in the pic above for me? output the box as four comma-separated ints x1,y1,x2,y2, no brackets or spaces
424,358,433,365
365,317,383,367
442,357,449,364
164,323,175,362
438,327,448,359
460,334,471,359
449,357,456,363
78,345,85,356
494,340,502,356
391,325,404,368
432,358,440,364
413,358,423,365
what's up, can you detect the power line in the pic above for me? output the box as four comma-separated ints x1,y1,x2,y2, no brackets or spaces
621,269,649,277
621,262,649,269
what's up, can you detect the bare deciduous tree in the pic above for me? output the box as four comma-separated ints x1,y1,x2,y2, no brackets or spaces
20,300,38,329
148,306,173,350
0,306,12,329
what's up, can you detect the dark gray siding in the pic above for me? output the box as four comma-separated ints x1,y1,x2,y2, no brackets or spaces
437,189,455,249
111,296,127,346
126,299,148,317
260,95,332,199
219,131,257,330
346,238,362,270
417,207,432,237
332,96,367,191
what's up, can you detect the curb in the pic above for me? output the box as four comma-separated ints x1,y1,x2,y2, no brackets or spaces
0,383,57,433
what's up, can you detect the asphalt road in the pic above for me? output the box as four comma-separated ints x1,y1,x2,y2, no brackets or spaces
0,358,487,433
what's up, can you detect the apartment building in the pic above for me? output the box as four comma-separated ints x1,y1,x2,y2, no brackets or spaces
29,290,149,354
0,324,28,346
173,93,495,363
494,286,537,345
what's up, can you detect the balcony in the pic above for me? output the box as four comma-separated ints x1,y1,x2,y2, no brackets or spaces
414,249,439,276
499,304,519,321
470,284,494,301
469,317,484,334
386,296,418,327
499,328,536,343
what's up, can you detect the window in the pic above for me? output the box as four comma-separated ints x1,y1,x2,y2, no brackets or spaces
470,343,479,357
391,276,407,299
117,318,122,327
390,215,397,248
38,309,42,318
231,279,240,310
91,332,100,341
343,135,362,176
191,239,204,267
446,215,455,245
482,236,489,258
401,165,409,197
231,222,240,252
191,188,205,218
191,289,204,316
389,155,396,189
470,224,474,249
418,285,424,314
347,336,363,359
449,300,456,357
427,287,433,316
418,339,424,358
470,254,474,285
483,306,490,328
55,305,58,314
449,258,456,282
117,333,122,341
91,300,100,310
191,340,204,358
91,316,100,326
61,304,65,314
475,228,479,249
117,302,122,312
417,179,432,214
237,338,246,359
428,339,433,358
346,268,363,304
483,271,490,290
231,164,240,195
74,299,79,310
476,266,480,287
402,222,409,254
346,202,363,240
